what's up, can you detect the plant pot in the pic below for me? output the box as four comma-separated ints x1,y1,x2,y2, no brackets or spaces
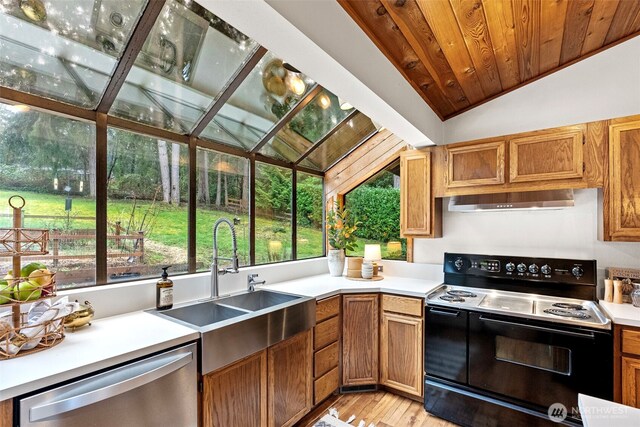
327,249,345,277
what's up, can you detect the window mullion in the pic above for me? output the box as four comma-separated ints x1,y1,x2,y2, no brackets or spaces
95,113,108,285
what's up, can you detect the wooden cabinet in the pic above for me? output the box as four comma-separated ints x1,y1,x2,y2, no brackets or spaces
400,150,441,238
313,295,341,405
616,325,640,408
202,330,312,427
202,351,267,427
1,399,11,427
342,294,379,386
445,140,505,188
509,126,585,183
622,356,640,407
380,295,423,398
268,330,313,427
607,118,640,241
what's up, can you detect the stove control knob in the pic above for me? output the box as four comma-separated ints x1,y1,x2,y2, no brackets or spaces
529,264,539,274
541,264,552,275
454,258,464,270
517,263,527,273
572,266,584,278
505,262,515,272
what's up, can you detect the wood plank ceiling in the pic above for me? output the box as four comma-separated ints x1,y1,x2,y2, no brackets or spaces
338,0,640,120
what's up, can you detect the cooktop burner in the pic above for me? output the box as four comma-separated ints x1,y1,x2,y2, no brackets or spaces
544,308,592,319
552,303,585,310
440,295,465,302
447,290,477,298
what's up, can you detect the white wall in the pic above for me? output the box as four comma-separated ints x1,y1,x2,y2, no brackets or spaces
443,37,640,144
413,189,640,279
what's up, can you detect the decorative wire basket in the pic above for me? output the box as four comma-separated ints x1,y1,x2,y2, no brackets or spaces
0,311,65,359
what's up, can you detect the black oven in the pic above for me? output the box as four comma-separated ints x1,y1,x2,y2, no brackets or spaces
425,306,612,426
469,312,612,414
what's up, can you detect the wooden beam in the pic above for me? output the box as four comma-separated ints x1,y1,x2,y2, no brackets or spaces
107,116,190,144
188,136,197,272
251,85,322,154
96,0,166,113
95,113,108,284
0,86,96,121
249,154,256,265
191,46,268,137
292,166,298,260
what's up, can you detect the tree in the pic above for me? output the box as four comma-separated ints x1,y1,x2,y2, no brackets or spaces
157,140,170,203
170,142,180,204
197,150,210,204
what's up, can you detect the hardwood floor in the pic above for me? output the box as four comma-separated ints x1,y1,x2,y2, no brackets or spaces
297,391,458,427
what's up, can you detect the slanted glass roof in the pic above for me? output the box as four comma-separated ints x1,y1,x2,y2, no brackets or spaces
258,89,352,163
0,0,146,108
300,112,376,171
0,0,385,172
109,0,258,133
200,51,315,150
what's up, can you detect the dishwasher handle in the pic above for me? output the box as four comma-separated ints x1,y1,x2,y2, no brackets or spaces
30,351,193,422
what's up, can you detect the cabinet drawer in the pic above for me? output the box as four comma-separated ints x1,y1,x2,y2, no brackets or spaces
623,329,640,356
316,295,340,323
314,367,339,405
382,294,423,317
314,316,339,350
315,341,339,377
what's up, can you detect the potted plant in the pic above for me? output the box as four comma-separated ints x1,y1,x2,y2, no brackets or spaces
326,202,359,276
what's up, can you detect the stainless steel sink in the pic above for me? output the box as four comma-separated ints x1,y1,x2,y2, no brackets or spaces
149,289,315,374
217,290,301,311
158,301,248,327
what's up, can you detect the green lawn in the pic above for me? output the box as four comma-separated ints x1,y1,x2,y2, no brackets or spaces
0,190,324,273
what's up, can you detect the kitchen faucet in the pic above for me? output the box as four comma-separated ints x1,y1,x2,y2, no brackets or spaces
247,273,266,292
211,218,240,299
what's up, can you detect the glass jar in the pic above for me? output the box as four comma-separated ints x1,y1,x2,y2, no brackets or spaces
631,283,640,308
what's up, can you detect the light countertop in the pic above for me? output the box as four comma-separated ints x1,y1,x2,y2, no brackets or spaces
263,274,443,299
0,311,199,400
599,301,640,327
0,273,443,401
579,394,640,426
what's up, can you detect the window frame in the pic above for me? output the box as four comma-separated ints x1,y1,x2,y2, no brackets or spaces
0,101,325,289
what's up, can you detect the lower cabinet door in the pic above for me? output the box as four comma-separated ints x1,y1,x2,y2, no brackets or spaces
202,350,267,427
622,356,640,408
380,311,423,397
268,330,313,427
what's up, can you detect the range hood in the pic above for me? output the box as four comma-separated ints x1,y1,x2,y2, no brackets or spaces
448,189,575,212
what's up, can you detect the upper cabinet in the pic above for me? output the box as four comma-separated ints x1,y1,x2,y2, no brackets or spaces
400,150,441,238
445,141,505,188
606,118,640,241
509,126,585,183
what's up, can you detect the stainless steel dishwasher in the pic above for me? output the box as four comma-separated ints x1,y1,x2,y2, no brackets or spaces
18,342,197,427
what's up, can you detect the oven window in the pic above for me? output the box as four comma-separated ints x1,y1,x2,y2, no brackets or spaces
495,336,571,375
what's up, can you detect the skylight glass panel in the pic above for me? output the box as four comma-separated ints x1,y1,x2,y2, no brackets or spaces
109,0,258,133
0,0,147,108
300,112,376,171
258,89,352,163
200,51,315,149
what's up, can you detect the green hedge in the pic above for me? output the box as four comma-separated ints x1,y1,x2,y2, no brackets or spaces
346,186,400,242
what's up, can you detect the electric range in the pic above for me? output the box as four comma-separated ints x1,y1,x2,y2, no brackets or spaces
424,253,613,427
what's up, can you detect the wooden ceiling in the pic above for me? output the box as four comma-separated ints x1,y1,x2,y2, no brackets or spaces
338,0,640,120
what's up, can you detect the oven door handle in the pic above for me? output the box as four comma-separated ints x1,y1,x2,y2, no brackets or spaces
478,315,596,339
428,307,461,317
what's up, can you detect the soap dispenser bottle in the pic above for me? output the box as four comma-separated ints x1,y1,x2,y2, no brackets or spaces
156,266,173,310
